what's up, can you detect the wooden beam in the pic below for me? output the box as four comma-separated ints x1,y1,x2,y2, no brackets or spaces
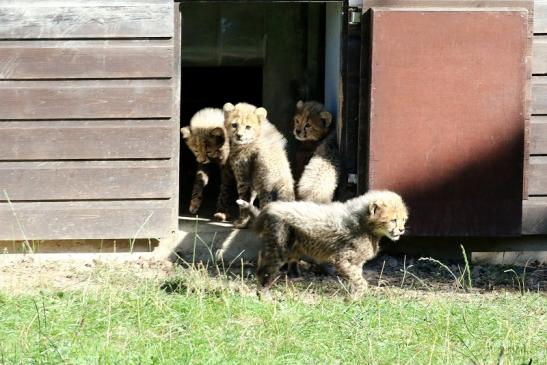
0,160,175,200
535,0,547,33
0,120,176,160
532,76,547,114
0,80,173,119
0,40,173,79
0,200,173,240
0,3,173,39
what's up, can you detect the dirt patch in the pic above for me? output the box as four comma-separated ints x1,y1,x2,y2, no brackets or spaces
0,253,545,295
0,255,174,294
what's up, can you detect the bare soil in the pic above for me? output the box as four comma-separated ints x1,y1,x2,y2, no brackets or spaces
0,255,174,294
0,253,545,294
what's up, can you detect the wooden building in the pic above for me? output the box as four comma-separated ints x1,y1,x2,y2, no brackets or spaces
0,0,545,247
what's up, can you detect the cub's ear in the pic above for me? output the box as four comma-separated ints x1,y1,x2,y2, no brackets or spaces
223,102,235,113
210,127,225,143
368,201,383,218
320,111,333,128
210,127,224,137
296,100,304,111
368,200,387,219
180,127,191,140
255,107,267,122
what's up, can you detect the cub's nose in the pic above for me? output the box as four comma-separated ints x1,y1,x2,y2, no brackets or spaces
236,133,244,140
295,129,302,135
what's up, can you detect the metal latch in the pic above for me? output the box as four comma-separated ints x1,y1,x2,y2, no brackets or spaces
348,7,361,25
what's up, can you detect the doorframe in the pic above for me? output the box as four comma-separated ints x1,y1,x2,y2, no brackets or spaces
173,0,354,226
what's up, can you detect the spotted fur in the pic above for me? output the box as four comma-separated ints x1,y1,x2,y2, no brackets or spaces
293,100,341,203
181,108,233,221
224,102,295,228
238,190,408,297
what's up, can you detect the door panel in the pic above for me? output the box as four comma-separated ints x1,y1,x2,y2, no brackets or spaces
361,9,527,236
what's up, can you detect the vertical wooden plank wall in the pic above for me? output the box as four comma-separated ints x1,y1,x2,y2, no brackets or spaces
0,0,178,240
522,0,547,233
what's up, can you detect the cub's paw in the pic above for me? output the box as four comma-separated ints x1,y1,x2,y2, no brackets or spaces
286,262,302,280
213,212,229,222
188,203,199,215
233,217,250,229
257,289,273,301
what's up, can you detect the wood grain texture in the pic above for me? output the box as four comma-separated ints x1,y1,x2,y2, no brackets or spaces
530,116,547,153
366,9,527,236
0,3,173,39
0,200,173,240
533,37,547,74
532,76,547,114
0,80,173,119
522,197,547,233
0,120,176,160
0,40,173,79
535,0,547,33
171,6,182,234
0,160,175,200
363,0,533,10
527,156,547,194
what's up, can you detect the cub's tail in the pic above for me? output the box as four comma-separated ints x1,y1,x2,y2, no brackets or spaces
236,199,261,219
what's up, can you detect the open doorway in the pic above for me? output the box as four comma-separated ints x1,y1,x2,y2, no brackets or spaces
178,1,342,216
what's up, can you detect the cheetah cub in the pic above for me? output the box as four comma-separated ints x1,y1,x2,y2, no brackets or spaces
181,108,234,221
293,100,341,203
224,102,294,228
237,190,408,298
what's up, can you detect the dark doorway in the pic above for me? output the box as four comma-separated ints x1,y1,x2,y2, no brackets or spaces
178,2,328,217
179,66,263,214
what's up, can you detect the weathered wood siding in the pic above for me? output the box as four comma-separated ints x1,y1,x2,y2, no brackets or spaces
0,0,179,240
523,0,547,233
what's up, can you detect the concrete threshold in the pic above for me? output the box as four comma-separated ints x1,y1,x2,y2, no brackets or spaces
0,216,545,266
0,216,264,266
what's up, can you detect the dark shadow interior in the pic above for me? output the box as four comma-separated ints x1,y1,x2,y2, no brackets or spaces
179,66,263,214
179,2,326,217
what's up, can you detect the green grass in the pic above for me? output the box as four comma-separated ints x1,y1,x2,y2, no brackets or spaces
0,265,545,365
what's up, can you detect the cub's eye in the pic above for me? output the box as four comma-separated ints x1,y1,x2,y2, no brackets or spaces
305,123,311,128
391,219,397,224
231,122,237,128
245,125,251,130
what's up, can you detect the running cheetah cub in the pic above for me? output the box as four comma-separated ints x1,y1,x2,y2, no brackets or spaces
293,100,341,203
237,190,408,298
224,102,294,228
181,108,234,221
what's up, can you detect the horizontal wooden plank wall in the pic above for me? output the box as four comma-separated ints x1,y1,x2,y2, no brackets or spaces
0,121,175,160
0,40,173,79
0,201,172,240
536,0,547,32
522,0,547,233
0,80,173,119
0,0,178,240
0,2,173,38
0,161,174,201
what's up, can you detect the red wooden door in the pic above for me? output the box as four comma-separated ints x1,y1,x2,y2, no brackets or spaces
360,9,528,236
